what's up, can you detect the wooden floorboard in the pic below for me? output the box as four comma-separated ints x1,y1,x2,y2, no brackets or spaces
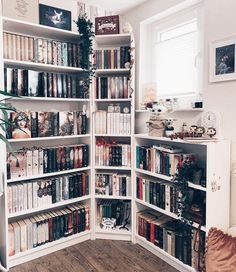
10,240,179,272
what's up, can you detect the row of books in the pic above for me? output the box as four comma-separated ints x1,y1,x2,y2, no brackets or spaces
7,144,89,180
136,176,206,225
94,109,131,135
8,172,89,214
95,76,130,99
97,200,131,228
136,145,195,177
95,174,131,197
4,68,89,99
93,47,130,69
8,204,90,256
7,110,88,139
3,32,81,67
95,140,131,167
137,210,205,270
136,177,178,213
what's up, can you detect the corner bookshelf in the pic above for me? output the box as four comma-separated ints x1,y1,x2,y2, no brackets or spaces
92,33,135,241
133,133,230,271
0,17,92,270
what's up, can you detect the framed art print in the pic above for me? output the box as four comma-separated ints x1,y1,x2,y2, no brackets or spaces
95,15,119,35
209,37,236,82
2,0,39,24
39,4,71,31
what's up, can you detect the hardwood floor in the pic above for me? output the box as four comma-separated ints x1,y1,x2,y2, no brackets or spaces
10,240,179,272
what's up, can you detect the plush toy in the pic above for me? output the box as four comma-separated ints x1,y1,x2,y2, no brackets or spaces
164,118,176,137
146,102,167,137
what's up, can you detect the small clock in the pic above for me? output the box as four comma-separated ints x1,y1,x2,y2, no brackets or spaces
201,111,223,139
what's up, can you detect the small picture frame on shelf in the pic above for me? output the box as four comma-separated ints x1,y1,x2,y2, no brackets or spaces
209,37,236,82
95,15,119,35
2,0,39,23
39,4,71,31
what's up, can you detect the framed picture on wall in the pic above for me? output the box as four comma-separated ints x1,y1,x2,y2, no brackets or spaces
2,0,39,24
39,4,71,31
95,15,119,35
209,37,236,82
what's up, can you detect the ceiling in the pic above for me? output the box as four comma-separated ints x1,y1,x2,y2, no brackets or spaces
79,0,148,15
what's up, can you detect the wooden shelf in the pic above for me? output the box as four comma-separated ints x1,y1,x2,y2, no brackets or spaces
135,198,206,232
7,167,91,183
8,134,91,143
135,170,207,191
95,34,131,46
135,234,195,272
95,68,130,75
94,134,131,137
9,97,90,102
9,231,91,268
94,98,132,102
134,134,212,145
8,195,91,219
135,108,203,113
4,59,84,73
135,168,173,182
95,166,131,171
95,195,132,200
95,226,132,241
3,17,80,42
188,182,206,192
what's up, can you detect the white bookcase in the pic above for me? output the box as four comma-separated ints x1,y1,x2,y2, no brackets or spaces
92,33,135,241
0,16,92,270
133,134,230,272
0,13,231,272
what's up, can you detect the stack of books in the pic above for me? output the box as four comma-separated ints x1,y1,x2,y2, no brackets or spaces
8,204,90,256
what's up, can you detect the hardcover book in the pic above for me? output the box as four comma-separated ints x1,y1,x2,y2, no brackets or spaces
59,112,74,136
11,111,31,139
28,70,39,96
38,112,54,137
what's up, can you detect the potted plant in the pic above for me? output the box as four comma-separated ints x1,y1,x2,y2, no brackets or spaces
0,91,18,148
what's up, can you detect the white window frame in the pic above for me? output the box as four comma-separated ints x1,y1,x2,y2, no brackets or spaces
138,1,204,109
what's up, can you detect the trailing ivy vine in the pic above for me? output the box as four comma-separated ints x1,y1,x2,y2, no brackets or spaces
173,163,194,225
74,14,95,98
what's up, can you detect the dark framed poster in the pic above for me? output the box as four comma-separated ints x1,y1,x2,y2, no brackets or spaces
39,4,71,31
95,15,119,35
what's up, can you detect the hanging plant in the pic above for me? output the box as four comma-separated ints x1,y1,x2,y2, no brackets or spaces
173,161,195,226
74,14,95,98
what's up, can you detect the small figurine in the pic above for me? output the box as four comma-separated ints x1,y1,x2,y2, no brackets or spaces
207,127,216,138
164,118,176,137
189,125,198,137
196,126,205,137
146,102,167,137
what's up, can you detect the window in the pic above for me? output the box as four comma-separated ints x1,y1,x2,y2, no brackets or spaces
154,20,198,97
139,3,203,106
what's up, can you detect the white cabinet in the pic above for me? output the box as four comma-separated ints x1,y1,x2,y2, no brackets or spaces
0,17,92,269
92,33,135,241
133,134,230,271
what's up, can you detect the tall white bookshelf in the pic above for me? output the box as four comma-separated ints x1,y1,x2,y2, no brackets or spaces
0,12,231,272
133,134,230,271
92,33,135,241
0,16,92,270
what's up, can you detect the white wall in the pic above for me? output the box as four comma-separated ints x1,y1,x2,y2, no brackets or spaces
123,0,236,225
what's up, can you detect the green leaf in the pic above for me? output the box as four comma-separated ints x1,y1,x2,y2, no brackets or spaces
0,90,19,98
